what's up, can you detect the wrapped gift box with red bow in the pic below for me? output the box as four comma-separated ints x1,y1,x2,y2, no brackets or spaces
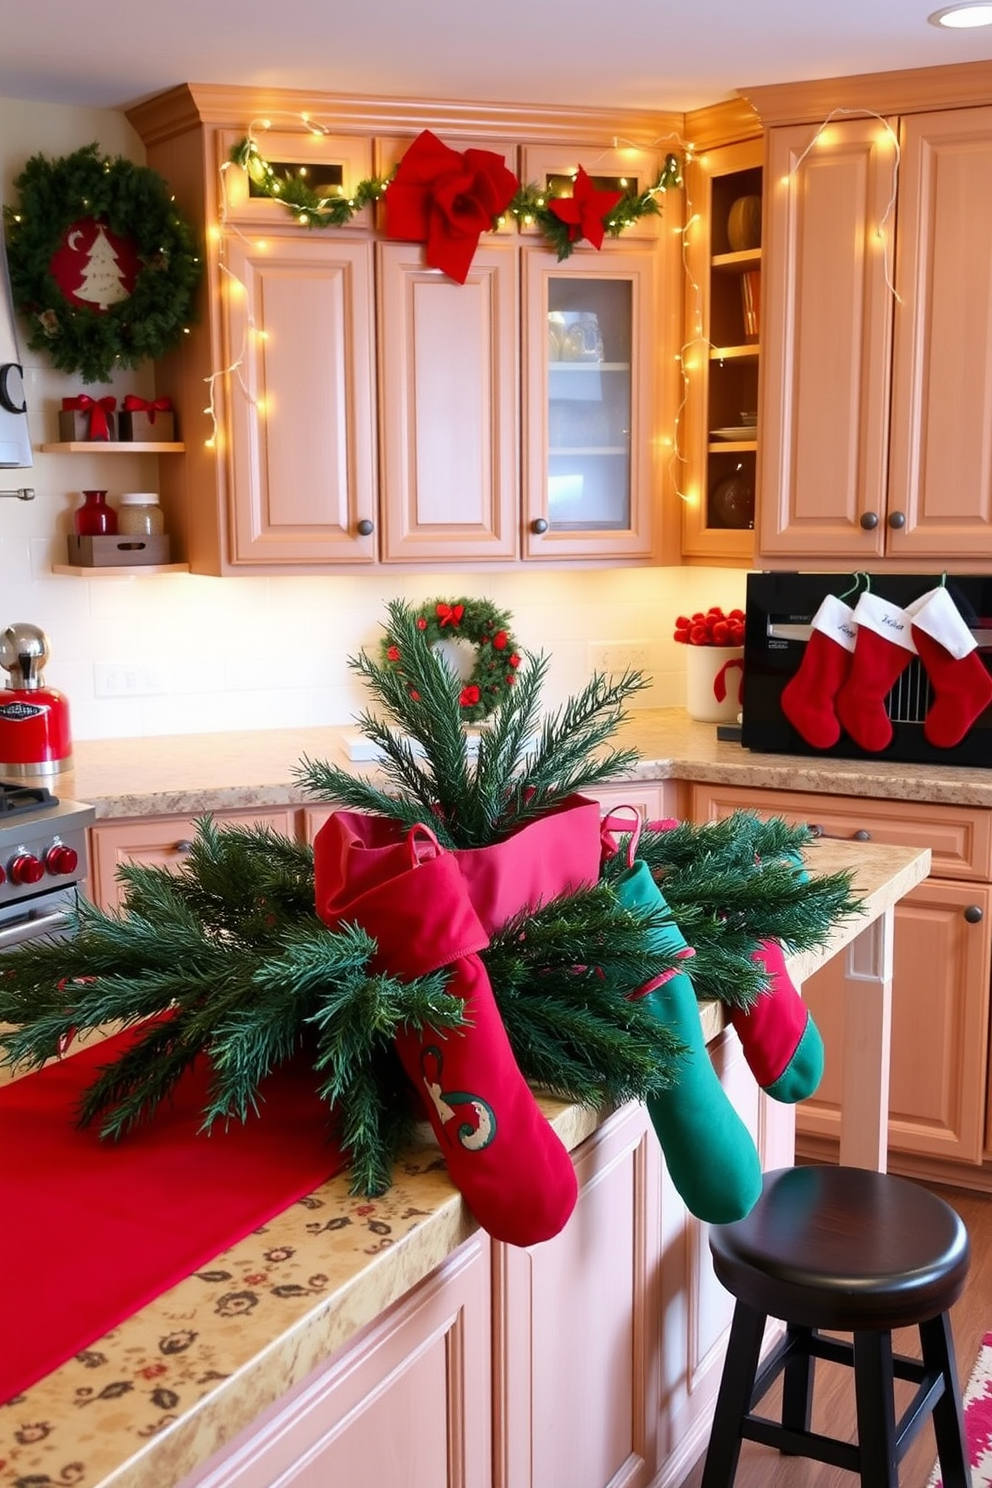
117,395,175,443
58,394,117,442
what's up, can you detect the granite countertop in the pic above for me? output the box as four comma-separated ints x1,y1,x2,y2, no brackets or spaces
57,709,992,818
0,836,931,1488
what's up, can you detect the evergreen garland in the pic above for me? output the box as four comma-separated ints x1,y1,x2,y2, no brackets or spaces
0,599,859,1197
508,155,684,261
3,142,202,383
230,135,682,261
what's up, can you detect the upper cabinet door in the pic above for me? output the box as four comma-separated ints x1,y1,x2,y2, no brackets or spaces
223,234,377,565
522,246,659,561
757,117,896,559
887,106,992,560
377,240,518,563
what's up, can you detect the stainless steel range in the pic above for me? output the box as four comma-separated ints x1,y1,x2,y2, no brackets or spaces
0,781,94,951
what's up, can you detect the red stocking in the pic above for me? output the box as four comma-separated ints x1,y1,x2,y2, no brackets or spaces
908,585,992,748
314,816,578,1247
730,939,823,1103
835,592,916,752
780,593,857,749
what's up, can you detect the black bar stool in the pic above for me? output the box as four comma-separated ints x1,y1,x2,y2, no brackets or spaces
701,1165,970,1487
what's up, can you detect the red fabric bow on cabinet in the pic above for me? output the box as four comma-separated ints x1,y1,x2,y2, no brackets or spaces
384,129,519,284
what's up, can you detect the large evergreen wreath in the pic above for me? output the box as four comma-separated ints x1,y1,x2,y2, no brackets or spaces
3,143,202,384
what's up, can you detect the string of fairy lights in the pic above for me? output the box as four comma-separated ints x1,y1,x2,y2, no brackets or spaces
201,107,902,524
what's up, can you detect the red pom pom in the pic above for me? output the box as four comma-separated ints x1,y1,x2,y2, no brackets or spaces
689,624,709,645
711,619,730,645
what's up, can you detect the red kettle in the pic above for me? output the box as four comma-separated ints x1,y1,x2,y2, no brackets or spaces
0,623,73,777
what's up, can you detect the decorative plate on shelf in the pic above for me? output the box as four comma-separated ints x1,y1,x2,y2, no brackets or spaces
711,426,758,441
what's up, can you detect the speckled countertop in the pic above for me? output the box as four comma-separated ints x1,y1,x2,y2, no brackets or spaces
48,708,992,818
0,830,931,1488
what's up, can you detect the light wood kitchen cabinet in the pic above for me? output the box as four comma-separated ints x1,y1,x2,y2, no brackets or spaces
377,239,519,563
690,781,992,1180
522,244,661,562
754,85,992,566
175,1069,792,1488
88,807,299,910
220,233,378,566
680,134,761,567
183,1231,493,1488
129,86,683,575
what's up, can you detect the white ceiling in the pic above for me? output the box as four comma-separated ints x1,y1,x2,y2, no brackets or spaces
2,0,992,115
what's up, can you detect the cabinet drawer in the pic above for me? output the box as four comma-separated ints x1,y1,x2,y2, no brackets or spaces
690,783,992,883
89,808,298,910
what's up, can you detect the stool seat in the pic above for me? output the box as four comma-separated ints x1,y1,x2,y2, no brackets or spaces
710,1164,970,1331
701,1165,971,1488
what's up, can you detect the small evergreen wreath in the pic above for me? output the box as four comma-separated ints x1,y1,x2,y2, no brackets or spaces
381,598,521,723
3,142,202,384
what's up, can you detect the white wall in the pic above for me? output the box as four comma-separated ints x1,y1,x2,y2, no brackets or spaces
0,96,746,742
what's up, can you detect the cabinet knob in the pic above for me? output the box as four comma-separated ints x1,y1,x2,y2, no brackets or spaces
356,519,374,537
531,518,549,535
887,510,906,530
964,904,984,924
174,839,195,855
852,829,871,842
859,512,879,531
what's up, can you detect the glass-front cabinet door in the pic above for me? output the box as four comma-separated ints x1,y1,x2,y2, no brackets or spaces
522,246,658,560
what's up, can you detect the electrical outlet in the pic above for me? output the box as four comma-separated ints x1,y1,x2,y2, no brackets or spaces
589,642,650,675
94,662,168,697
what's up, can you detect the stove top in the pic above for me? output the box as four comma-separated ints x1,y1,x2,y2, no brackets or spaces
0,781,94,909
0,781,58,818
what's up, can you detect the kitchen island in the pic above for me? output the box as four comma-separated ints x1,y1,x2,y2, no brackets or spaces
0,822,930,1488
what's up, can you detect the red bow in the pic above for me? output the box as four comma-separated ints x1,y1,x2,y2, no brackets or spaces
548,166,624,251
122,394,173,425
436,603,464,628
61,394,116,441
385,130,519,284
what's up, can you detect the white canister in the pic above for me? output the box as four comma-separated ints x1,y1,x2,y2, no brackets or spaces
685,645,744,723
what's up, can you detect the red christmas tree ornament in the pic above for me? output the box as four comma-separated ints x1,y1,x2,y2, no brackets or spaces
548,166,624,251
384,130,519,284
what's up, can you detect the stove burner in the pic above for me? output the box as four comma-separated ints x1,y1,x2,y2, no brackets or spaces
0,781,58,818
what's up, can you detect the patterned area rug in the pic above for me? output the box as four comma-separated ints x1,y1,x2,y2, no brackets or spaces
928,1332,992,1487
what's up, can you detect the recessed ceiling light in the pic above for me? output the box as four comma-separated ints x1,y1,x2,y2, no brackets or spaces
928,3,992,26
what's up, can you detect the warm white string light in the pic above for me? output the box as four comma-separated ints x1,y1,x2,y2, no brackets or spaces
790,107,902,301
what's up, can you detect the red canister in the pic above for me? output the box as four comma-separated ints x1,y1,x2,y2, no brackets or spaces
0,624,73,777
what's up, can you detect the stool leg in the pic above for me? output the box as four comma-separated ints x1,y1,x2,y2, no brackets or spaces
852,1330,899,1488
920,1313,969,1488
780,1324,814,1443
701,1302,767,1488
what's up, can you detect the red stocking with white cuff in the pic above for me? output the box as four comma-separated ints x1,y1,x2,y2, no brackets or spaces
834,592,916,752
780,593,857,749
907,586,992,748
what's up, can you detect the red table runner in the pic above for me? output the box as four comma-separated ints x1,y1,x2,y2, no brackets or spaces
0,1028,345,1403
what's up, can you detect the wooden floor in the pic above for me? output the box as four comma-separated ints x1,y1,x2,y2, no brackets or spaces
680,1180,992,1488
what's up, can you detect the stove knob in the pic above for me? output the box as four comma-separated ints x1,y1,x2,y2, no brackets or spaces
9,853,45,885
46,844,79,876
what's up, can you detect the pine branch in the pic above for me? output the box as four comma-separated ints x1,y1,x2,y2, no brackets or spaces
513,669,648,816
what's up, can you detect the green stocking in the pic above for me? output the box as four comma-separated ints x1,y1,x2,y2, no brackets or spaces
616,860,762,1224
